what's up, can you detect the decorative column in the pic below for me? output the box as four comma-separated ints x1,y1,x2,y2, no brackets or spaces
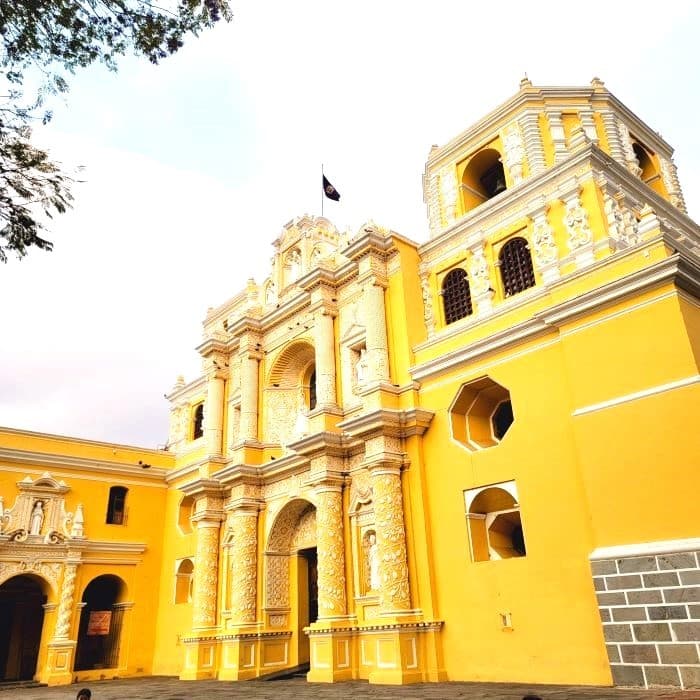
40,560,79,685
181,489,223,681
204,368,226,456
579,110,599,144
519,110,546,176
559,179,595,269
369,462,411,614
307,477,352,684
218,500,260,681
239,347,260,442
229,508,259,625
438,165,458,227
315,481,347,620
363,280,390,384
545,109,568,164
313,307,337,409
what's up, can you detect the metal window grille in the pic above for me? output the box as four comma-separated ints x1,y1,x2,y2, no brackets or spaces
442,268,473,324
499,238,535,297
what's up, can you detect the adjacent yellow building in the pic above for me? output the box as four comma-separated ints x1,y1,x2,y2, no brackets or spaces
1,79,698,690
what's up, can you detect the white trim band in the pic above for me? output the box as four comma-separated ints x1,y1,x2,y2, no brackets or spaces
590,537,700,560
572,374,699,416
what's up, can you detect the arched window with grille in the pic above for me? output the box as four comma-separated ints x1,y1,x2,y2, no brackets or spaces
442,268,473,324
499,237,535,297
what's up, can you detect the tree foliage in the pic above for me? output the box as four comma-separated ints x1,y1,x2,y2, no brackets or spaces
0,0,232,262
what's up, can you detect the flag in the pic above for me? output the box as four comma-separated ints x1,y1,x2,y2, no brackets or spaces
322,174,340,201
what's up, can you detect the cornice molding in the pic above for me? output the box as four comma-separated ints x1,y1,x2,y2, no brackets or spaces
342,228,397,263
0,448,170,482
166,375,206,404
338,408,435,440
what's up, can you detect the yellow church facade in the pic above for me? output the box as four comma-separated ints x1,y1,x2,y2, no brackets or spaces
1,79,698,690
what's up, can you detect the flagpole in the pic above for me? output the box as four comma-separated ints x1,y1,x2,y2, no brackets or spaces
321,163,324,218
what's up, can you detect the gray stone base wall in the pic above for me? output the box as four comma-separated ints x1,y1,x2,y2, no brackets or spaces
591,547,700,689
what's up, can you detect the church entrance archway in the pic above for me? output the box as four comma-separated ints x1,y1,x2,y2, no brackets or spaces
265,498,317,667
74,575,126,671
0,574,47,681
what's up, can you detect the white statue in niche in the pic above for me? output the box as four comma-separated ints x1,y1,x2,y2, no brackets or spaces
367,532,380,591
30,500,44,535
356,348,369,387
265,281,277,305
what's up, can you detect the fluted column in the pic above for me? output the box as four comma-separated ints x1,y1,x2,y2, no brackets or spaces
363,280,390,383
315,482,347,619
192,519,222,629
54,562,78,639
239,351,260,442
545,109,568,164
204,373,225,455
313,309,337,408
599,110,625,165
229,508,258,625
370,463,411,613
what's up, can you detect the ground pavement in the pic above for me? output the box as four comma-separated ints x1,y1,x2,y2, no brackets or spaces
4,677,700,700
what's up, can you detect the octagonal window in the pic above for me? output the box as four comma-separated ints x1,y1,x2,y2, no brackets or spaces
449,377,514,451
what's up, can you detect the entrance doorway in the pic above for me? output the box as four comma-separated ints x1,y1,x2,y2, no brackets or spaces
0,575,47,681
296,547,317,666
75,575,125,671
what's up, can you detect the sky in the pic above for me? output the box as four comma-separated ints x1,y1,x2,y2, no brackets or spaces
1,0,699,448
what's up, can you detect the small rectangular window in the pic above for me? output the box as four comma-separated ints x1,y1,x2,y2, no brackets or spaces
106,486,128,525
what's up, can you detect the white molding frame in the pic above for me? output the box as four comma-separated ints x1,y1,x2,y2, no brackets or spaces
590,538,700,560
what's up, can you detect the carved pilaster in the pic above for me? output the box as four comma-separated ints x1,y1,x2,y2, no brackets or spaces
438,166,458,227
204,373,225,455
561,183,594,268
546,110,568,164
519,110,546,176
419,271,435,338
239,349,261,442
617,121,642,177
370,464,411,613
54,562,77,640
599,179,641,252
229,509,258,625
659,157,688,213
528,197,560,283
363,281,390,384
578,110,599,144
500,121,525,185
315,483,347,619
192,519,221,629
313,308,337,408
425,171,441,237
599,110,626,165
468,242,494,316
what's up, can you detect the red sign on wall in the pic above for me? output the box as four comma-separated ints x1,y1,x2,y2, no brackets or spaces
87,610,112,636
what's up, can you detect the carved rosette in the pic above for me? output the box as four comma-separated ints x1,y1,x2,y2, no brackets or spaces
192,521,220,628
371,469,410,612
659,157,688,213
438,166,458,226
419,272,435,337
468,245,490,295
54,563,77,639
501,122,525,185
617,122,642,177
230,512,258,624
564,196,593,250
315,487,346,618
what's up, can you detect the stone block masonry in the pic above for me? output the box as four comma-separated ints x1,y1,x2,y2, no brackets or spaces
591,542,700,689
